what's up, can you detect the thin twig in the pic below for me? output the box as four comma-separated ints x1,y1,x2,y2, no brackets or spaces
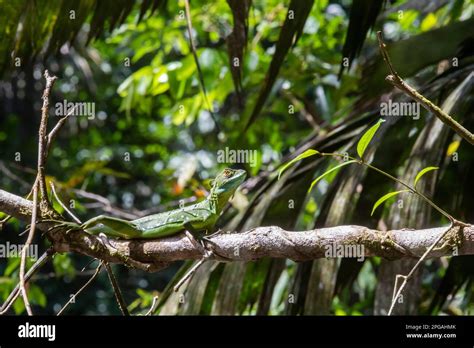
391,274,406,303
18,70,58,316
0,106,69,312
145,296,159,316
171,232,216,292
0,161,30,189
19,185,38,315
0,215,13,231
387,222,455,315
363,162,454,222
50,184,129,315
57,261,103,315
173,258,207,292
0,249,54,315
320,152,463,315
321,152,456,222
50,182,81,223
71,188,139,220
104,263,130,316
376,31,474,145
368,33,472,312
46,104,78,156
1,285,20,315
38,70,58,204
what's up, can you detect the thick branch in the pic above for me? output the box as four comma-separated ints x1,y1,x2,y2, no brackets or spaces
1,189,472,271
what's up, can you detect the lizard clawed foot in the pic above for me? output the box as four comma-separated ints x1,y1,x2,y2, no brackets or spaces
96,233,117,251
205,228,225,239
183,224,231,261
202,232,232,261
201,235,219,248
201,236,232,261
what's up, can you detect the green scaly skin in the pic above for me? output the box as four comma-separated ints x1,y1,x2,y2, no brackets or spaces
51,168,246,240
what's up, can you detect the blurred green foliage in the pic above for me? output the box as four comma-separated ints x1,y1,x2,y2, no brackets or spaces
0,0,473,315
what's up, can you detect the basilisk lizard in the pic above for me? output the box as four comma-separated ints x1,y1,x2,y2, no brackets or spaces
49,168,246,240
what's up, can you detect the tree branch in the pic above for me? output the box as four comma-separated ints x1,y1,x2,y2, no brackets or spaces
376,31,474,145
0,249,54,314
104,263,130,316
1,188,472,271
37,70,57,204
57,261,103,316
18,70,58,315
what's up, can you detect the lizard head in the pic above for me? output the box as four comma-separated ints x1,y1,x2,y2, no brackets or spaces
211,168,246,197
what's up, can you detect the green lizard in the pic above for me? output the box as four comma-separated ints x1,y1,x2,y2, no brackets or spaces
49,168,246,240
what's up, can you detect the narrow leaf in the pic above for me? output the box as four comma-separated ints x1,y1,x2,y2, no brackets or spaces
413,166,439,188
446,140,460,156
357,118,385,159
183,0,220,131
371,190,409,216
226,0,251,101
339,0,386,76
308,160,357,193
278,149,319,180
244,0,315,130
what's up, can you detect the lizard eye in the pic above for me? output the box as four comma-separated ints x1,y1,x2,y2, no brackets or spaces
223,169,232,178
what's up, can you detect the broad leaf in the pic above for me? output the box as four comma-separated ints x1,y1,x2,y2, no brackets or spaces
413,166,439,188
308,160,357,193
357,118,385,159
278,149,319,180
370,190,409,216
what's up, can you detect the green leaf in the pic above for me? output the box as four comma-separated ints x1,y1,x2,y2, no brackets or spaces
53,253,76,279
446,140,460,156
278,149,319,180
414,166,439,188
357,119,385,159
420,13,437,32
13,296,25,314
308,160,357,193
371,190,410,216
4,257,21,277
29,284,47,307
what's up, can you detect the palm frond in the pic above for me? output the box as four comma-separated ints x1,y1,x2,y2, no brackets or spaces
244,0,314,131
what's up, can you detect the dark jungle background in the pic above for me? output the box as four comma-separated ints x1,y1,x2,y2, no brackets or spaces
0,0,473,315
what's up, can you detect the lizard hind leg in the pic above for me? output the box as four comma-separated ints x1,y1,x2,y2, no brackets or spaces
183,222,221,258
81,215,143,239
182,222,206,240
42,219,82,234
183,222,218,248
